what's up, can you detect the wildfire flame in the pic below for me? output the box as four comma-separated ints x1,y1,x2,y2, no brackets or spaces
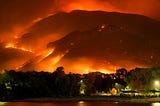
83,67,113,74
36,53,66,72
5,43,33,53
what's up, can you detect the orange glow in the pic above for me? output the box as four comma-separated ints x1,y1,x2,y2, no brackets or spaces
5,43,33,53
55,58,118,74
35,52,66,72
37,48,55,58
5,43,15,48
60,0,117,13
54,0,160,21
51,55,64,64
70,64,116,74
84,68,113,74
32,18,43,23
3,42,151,73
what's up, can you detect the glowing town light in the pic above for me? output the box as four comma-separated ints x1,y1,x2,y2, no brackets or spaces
155,80,160,86
154,80,160,90
152,102,160,106
101,24,106,29
98,24,106,32
0,102,7,105
78,101,84,104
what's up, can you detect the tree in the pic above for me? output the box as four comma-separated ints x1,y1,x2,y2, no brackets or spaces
115,68,127,87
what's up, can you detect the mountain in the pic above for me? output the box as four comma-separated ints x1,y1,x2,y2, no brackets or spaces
17,10,160,51
19,10,160,73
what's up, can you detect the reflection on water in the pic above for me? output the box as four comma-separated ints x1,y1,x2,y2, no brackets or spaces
1,102,160,106
0,102,7,105
152,103,160,106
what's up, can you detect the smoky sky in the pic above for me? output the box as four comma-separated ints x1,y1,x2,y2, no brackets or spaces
53,0,160,20
0,0,54,41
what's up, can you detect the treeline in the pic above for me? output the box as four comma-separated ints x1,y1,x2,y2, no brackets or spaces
0,67,127,100
1,66,160,100
126,67,160,90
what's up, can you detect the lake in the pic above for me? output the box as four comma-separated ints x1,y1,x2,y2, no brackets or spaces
1,102,160,106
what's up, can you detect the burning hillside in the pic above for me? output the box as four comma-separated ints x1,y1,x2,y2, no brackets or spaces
18,10,160,73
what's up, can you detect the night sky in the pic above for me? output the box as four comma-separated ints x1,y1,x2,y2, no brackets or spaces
0,0,160,73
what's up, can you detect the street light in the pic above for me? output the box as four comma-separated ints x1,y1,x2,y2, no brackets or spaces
155,80,160,86
154,80,160,90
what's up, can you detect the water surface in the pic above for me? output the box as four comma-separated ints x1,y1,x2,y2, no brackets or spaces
1,102,160,106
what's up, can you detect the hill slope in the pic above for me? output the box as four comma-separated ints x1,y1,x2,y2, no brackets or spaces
19,10,160,73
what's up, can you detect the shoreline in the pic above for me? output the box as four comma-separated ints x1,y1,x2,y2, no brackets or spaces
12,96,160,103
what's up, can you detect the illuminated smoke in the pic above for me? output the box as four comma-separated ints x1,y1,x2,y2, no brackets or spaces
53,0,160,20
55,57,116,74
